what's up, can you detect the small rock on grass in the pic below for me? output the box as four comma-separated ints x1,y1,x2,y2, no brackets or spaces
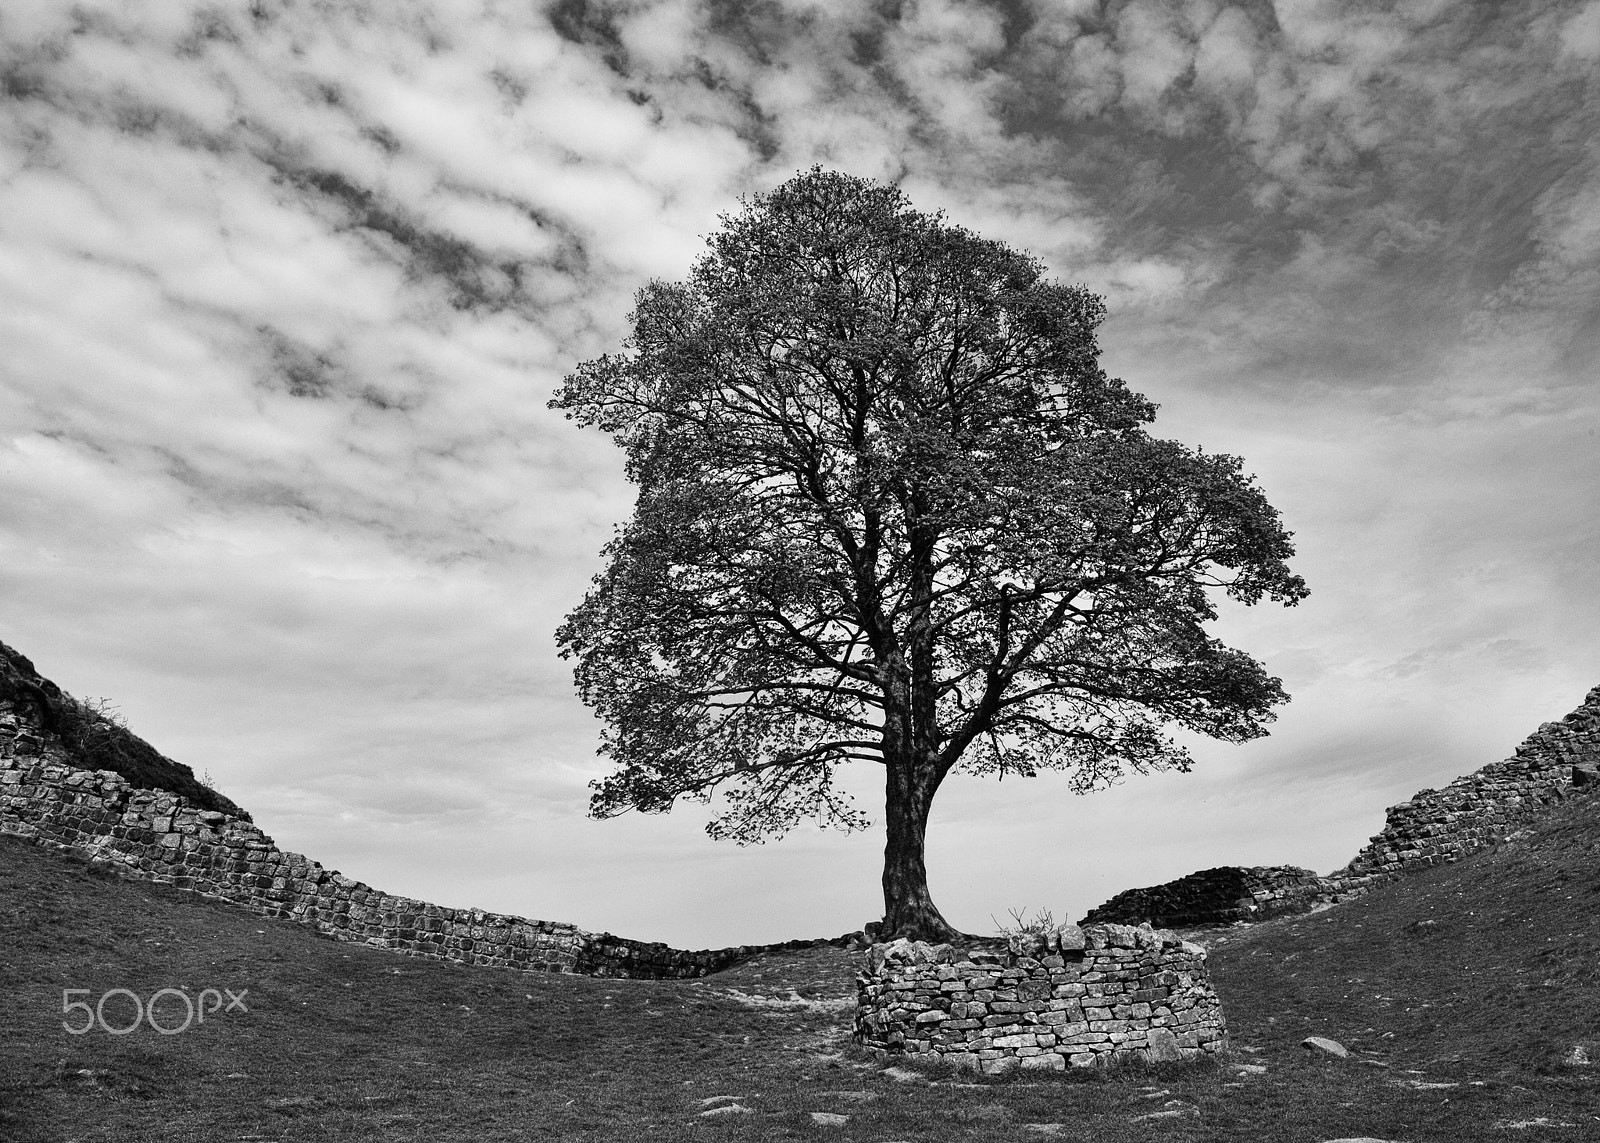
1022,1125,1067,1135
699,1104,751,1117
810,1112,849,1127
880,1066,925,1083
1130,1101,1199,1123
697,1095,747,1108
1302,1036,1349,1058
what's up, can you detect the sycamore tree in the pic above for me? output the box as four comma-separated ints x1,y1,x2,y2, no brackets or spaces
550,168,1306,943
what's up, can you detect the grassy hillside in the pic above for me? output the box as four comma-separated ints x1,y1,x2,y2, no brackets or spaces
3,792,1598,1141
1203,786,1600,1079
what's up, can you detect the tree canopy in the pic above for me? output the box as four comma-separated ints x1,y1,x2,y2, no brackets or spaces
551,168,1307,941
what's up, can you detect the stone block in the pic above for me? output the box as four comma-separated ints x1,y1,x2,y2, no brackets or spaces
1144,1028,1182,1062
1020,1051,1065,1071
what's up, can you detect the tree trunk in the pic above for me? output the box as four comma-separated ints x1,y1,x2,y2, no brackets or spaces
879,757,963,943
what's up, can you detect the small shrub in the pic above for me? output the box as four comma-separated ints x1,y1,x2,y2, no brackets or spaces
48,693,251,822
54,696,130,770
991,907,1060,938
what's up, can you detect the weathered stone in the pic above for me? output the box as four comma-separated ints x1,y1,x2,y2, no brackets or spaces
857,928,1225,1072
1143,1027,1183,1062
1018,1053,1065,1071
1302,1036,1349,1058
1130,1107,1198,1123
699,1104,751,1117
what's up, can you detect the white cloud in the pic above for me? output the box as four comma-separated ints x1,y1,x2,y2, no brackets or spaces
1114,1,1194,114
1193,7,1260,93
1559,0,1600,58
616,0,704,72
1,0,1597,947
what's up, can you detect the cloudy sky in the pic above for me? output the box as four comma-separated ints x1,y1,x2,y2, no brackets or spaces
2,0,1596,948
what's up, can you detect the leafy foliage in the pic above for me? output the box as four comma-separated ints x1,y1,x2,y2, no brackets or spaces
553,168,1305,857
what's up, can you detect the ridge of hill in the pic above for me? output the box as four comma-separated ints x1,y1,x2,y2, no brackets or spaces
1082,685,1600,930
0,640,248,820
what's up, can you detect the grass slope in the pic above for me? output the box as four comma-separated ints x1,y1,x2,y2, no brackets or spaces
3,792,1598,1141
1204,788,1600,1076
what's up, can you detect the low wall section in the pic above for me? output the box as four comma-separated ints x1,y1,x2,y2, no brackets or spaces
0,709,822,979
855,924,1225,1073
1082,865,1328,929
1082,686,1600,928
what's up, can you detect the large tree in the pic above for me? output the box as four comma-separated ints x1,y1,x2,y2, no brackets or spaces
551,169,1306,943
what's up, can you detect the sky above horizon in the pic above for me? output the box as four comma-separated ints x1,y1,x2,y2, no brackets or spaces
2,0,1597,948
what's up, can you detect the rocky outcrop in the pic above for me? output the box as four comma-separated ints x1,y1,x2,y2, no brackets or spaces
855,924,1226,1072
1083,686,1600,928
0,640,249,819
0,641,64,734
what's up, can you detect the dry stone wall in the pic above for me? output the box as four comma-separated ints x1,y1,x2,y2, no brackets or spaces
1328,685,1600,897
1081,865,1329,929
855,924,1226,1073
0,703,836,979
1083,686,1600,928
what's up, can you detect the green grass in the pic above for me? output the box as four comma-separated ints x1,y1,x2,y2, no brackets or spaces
4,792,1600,1141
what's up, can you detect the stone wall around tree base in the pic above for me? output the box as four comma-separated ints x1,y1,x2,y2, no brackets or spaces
855,923,1226,1073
